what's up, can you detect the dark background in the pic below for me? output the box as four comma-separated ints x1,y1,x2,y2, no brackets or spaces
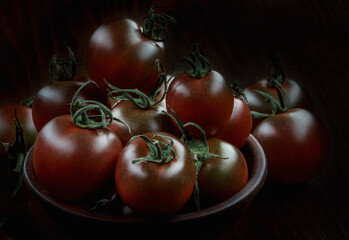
1,0,349,239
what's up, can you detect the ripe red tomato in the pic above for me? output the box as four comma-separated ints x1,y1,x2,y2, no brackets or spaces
166,70,234,137
33,115,123,201
32,77,110,132
214,97,252,149
115,132,195,215
252,108,329,184
198,137,248,205
244,78,311,130
109,101,179,146
86,18,168,95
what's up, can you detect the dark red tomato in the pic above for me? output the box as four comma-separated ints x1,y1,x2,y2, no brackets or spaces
214,97,252,149
86,18,168,95
0,104,38,190
115,132,195,215
109,101,179,146
166,70,234,137
33,115,122,202
198,138,248,204
32,78,110,132
252,108,329,184
243,79,311,130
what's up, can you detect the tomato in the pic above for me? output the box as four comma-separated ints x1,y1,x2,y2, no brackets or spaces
33,115,123,201
109,101,179,146
166,44,234,137
198,137,248,205
86,17,168,95
32,77,110,132
252,108,329,184
115,132,195,215
166,70,234,137
214,97,252,149
244,78,311,130
0,104,38,190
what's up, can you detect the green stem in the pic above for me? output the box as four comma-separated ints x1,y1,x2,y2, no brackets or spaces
70,81,114,129
107,59,168,109
142,6,177,42
184,43,211,79
49,43,77,81
128,134,175,164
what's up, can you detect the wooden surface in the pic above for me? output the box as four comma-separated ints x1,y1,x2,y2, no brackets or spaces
1,0,349,239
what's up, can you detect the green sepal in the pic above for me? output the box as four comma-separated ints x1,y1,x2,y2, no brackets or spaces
128,134,176,164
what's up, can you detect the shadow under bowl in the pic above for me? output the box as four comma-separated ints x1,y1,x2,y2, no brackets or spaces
23,134,267,239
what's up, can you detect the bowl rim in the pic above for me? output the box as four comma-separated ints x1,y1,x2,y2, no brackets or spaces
23,134,267,223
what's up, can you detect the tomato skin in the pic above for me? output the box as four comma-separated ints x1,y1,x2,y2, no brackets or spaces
166,70,234,137
86,18,168,95
214,97,252,149
252,108,329,184
198,138,248,204
33,115,122,202
243,79,311,130
115,132,195,215
32,79,110,132
109,101,179,146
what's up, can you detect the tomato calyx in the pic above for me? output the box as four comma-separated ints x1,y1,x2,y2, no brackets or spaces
250,90,289,119
232,82,248,103
107,59,168,109
49,43,77,81
142,6,177,42
183,43,211,79
70,80,130,131
128,134,176,164
165,106,226,209
265,57,290,110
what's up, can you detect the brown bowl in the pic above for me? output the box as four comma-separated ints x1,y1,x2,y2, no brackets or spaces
23,135,267,239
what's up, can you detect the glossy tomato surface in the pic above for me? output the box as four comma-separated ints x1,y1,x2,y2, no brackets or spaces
252,108,329,184
32,79,110,132
115,132,195,215
109,101,178,145
198,137,249,204
214,97,252,149
33,115,122,202
166,70,234,137
86,18,168,95
243,79,311,130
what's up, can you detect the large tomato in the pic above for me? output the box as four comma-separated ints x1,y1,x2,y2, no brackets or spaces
32,77,110,132
86,15,169,95
109,101,179,146
214,97,252,149
198,137,249,205
166,44,234,137
115,132,195,215
33,115,122,201
252,108,329,184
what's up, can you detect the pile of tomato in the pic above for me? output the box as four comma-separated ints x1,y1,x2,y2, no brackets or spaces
0,7,329,217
